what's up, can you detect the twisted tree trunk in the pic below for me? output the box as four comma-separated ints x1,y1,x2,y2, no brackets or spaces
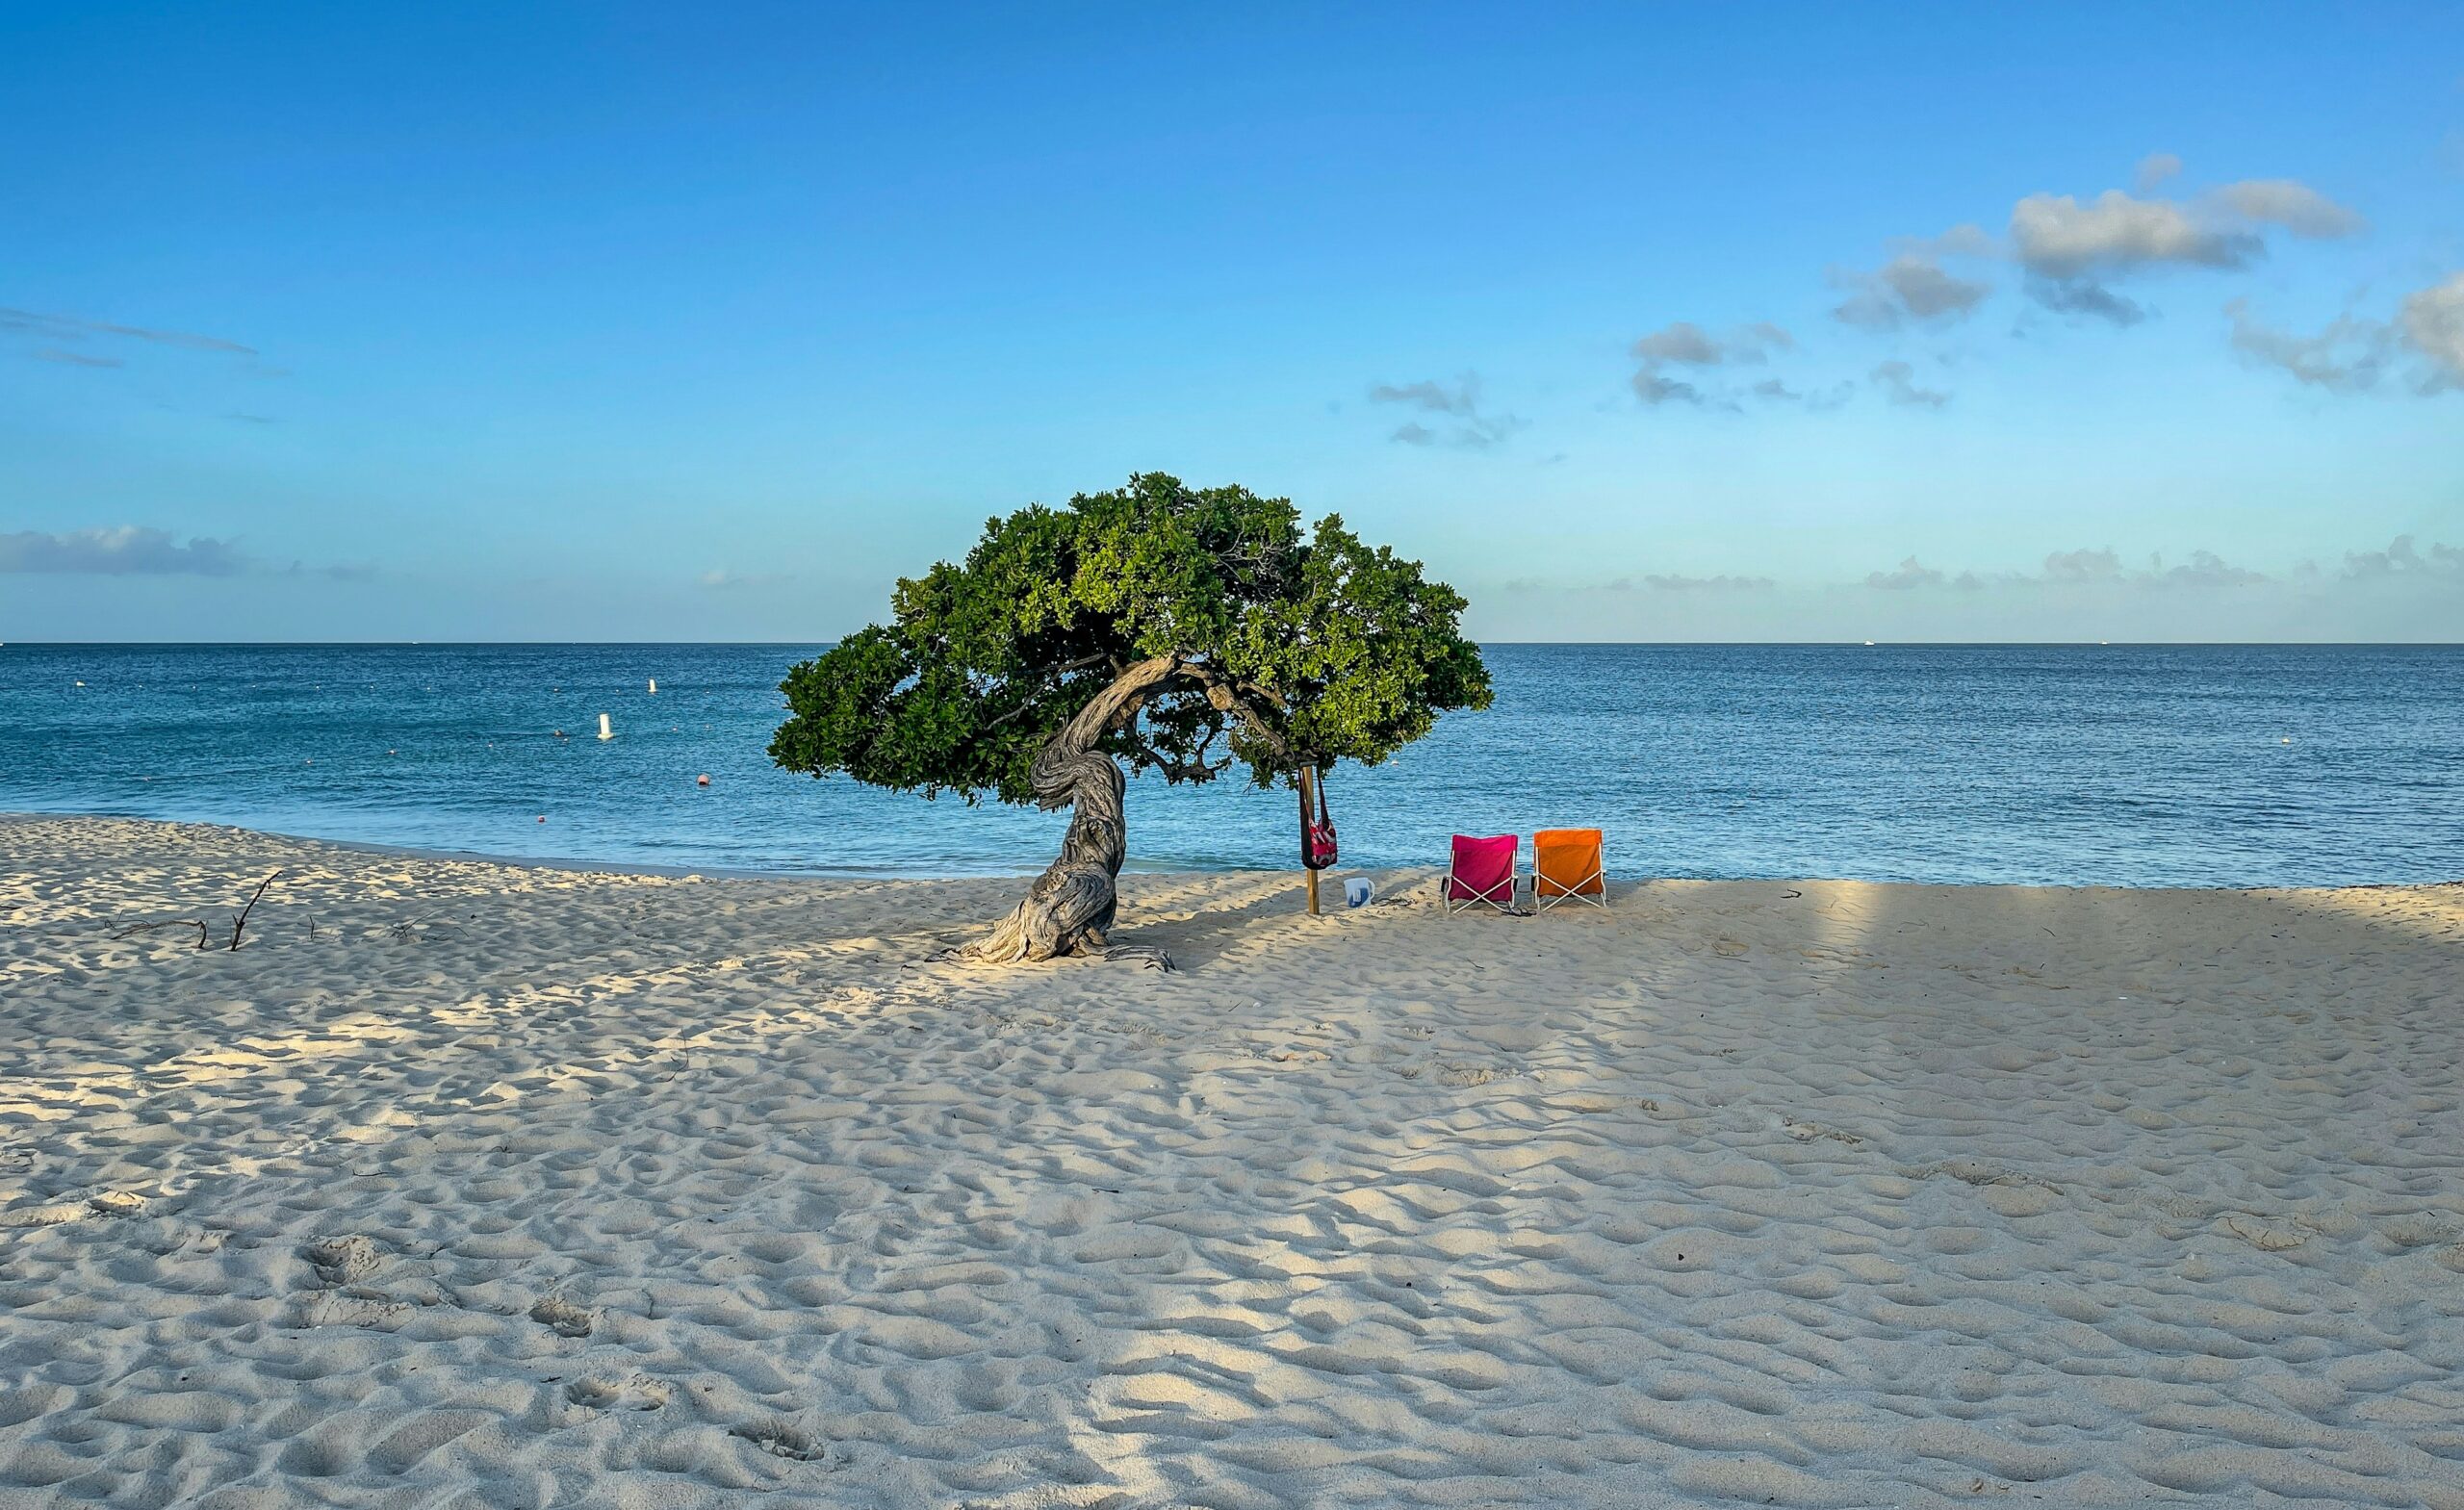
961,655,1286,964
962,657,1174,963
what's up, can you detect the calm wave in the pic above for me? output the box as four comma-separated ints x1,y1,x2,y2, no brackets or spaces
3,643,2457,887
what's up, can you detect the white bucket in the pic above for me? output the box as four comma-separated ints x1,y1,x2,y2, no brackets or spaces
1343,877,1373,909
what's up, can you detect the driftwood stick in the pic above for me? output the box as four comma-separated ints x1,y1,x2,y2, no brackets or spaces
227,870,280,952
112,918,211,949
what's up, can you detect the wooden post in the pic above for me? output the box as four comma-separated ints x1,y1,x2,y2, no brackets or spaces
1298,769,1320,915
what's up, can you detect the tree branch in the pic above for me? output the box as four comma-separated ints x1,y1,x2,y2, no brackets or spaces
227,870,279,951
1159,660,1294,763
985,652,1118,730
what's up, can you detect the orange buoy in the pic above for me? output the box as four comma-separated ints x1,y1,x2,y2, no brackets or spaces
697,774,711,786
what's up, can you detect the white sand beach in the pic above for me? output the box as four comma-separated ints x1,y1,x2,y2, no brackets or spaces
3,814,2461,1508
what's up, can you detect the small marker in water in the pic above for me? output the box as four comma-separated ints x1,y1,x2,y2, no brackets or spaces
697,773,711,786
648,678,657,694
538,815,547,823
598,713,613,741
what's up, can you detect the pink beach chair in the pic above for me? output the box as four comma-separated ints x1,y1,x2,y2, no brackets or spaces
1445,833,1520,913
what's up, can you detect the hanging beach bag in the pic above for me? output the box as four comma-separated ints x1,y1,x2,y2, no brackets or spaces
1301,766,1339,871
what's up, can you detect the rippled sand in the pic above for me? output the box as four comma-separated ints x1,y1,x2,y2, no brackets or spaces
2,815,2461,1508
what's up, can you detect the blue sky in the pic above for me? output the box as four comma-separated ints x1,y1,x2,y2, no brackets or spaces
3,2,2460,641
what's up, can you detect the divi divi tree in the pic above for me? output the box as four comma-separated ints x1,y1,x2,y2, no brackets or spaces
771,473,1490,962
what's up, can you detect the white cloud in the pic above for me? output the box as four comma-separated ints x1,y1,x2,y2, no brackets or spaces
1832,225,1997,330
2009,178,2362,323
2397,272,2464,390
2012,190,2257,280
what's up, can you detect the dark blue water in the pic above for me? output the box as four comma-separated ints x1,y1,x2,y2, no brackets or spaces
2,644,2458,887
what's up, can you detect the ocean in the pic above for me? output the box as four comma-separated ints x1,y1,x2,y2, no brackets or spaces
2,643,2457,888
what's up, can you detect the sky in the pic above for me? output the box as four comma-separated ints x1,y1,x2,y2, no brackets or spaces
3,2,2460,643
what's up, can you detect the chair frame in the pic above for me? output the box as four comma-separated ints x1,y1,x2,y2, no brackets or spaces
1444,839,1521,914
1532,833,1608,912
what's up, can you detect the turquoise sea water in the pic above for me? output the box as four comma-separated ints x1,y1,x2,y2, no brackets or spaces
2,643,2458,887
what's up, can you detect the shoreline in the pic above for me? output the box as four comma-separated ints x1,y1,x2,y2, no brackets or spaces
7,809,2456,894
4,815,2461,1505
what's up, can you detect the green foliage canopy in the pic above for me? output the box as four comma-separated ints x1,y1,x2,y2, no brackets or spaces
771,474,1491,804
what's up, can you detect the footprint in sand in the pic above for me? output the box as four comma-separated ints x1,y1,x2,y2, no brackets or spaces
567,1374,668,1411
731,1418,829,1462
304,1234,382,1285
529,1294,598,1337
1437,1062,1524,1088
1,1190,147,1228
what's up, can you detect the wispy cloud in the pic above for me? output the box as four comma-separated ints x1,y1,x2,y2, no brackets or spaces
0,306,257,356
1749,377,1854,410
1867,546,2269,590
2134,152,2184,192
1866,556,1948,590
0,525,375,581
1503,571,1779,593
2341,534,2463,579
1630,320,1797,407
32,346,124,369
289,559,380,582
2226,271,2464,397
2224,299,2392,392
1869,360,1949,408
1635,573,1777,591
699,567,792,590
0,525,248,576
1368,373,1527,448
2156,550,2268,587
2040,548,2123,582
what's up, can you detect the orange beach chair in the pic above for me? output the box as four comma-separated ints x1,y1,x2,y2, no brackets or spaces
1532,828,1607,911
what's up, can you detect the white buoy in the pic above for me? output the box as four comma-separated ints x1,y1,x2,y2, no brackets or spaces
598,713,613,741
648,678,657,694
